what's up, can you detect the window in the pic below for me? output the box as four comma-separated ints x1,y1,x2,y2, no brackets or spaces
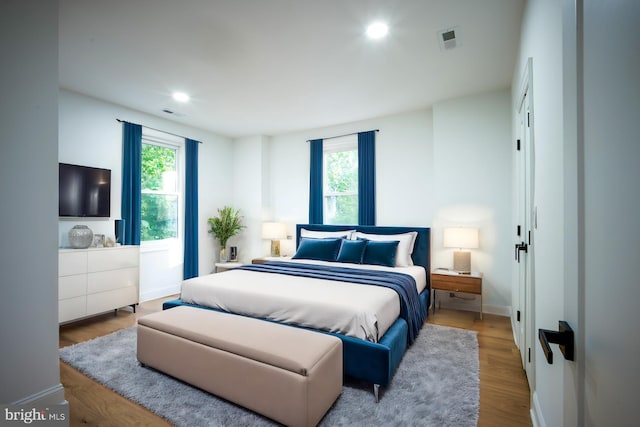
323,136,358,225
141,140,179,241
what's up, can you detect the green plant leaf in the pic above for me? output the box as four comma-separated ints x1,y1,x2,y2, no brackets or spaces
207,206,245,248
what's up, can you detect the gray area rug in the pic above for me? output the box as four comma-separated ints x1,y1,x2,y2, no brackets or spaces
60,323,478,426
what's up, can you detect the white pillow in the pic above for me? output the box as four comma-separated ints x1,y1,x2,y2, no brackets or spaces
352,231,418,267
300,228,355,240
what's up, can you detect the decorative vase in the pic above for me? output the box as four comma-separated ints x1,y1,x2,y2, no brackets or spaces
219,247,227,263
68,225,94,249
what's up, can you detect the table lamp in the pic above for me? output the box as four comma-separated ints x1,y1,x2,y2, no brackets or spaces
262,222,287,256
443,227,479,274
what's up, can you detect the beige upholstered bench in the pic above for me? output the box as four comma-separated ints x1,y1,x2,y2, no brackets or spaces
137,306,343,427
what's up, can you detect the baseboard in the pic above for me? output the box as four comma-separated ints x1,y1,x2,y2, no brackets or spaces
12,383,67,407
483,304,511,317
140,285,181,303
530,390,546,427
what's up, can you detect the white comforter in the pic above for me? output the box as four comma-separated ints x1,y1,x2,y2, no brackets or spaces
180,259,426,342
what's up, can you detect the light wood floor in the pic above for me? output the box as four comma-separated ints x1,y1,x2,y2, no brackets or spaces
59,298,531,426
428,309,532,427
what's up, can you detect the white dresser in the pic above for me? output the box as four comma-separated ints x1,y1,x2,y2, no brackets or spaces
58,245,140,323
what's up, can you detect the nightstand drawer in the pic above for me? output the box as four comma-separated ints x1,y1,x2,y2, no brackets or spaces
252,257,292,264
431,274,482,294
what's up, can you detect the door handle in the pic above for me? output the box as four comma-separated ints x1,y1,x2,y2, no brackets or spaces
514,242,528,262
539,321,575,364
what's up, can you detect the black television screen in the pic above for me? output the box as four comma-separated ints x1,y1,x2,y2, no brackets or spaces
59,163,111,217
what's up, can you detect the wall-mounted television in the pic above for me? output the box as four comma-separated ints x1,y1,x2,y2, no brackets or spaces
59,163,111,217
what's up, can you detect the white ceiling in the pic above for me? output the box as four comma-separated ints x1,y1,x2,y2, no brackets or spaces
59,0,524,138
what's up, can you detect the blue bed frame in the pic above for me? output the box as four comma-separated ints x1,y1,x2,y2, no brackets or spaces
162,224,431,391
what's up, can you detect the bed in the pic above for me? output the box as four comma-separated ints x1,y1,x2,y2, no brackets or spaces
163,224,431,394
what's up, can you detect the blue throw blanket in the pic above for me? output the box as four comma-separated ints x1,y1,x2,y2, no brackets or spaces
237,261,427,344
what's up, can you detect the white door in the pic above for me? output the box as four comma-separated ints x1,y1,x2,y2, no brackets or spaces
515,100,526,369
515,60,535,389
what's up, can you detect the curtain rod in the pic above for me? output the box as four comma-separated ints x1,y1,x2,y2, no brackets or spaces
116,119,203,143
306,129,379,143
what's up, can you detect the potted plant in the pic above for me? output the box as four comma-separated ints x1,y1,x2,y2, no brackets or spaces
208,206,245,262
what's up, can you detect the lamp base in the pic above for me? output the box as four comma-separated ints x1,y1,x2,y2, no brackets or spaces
453,251,471,274
270,240,281,257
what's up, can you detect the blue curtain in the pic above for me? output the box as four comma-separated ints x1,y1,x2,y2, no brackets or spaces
309,139,323,224
184,138,199,279
121,122,142,245
358,130,376,225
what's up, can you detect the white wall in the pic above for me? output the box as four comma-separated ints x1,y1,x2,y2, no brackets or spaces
58,90,233,300
0,0,65,406
433,90,513,314
229,135,271,263
270,108,435,228
269,96,513,315
197,127,234,275
513,0,565,424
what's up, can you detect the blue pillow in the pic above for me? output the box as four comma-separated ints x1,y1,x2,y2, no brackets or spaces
362,240,400,267
336,239,367,264
292,238,342,262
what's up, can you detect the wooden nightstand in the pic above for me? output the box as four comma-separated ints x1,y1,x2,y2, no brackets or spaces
431,269,483,319
214,262,243,273
252,257,291,264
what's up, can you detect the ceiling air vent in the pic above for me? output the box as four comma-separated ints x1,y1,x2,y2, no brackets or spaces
438,26,461,51
162,108,185,117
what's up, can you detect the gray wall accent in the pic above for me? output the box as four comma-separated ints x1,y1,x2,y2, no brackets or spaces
0,0,64,405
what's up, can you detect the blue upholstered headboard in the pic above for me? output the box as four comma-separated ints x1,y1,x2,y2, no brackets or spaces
295,224,431,276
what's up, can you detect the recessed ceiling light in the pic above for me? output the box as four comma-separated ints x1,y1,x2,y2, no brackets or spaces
172,92,190,103
366,22,388,39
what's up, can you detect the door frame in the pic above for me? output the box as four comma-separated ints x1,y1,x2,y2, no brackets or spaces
515,58,536,390
560,0,584,424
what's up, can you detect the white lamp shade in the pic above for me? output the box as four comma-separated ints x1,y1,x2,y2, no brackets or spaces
262,222,287,240
443,227,479,249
